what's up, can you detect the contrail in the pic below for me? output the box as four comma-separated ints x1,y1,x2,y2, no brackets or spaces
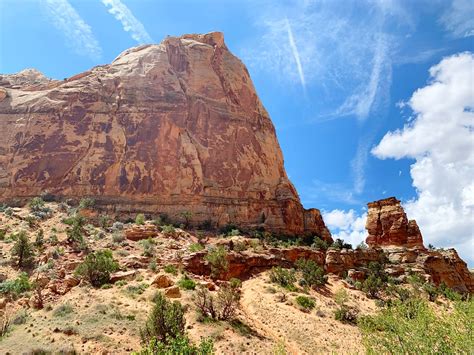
285,18,306,90
101,0,153,44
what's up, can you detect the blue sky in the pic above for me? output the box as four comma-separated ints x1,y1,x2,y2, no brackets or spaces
1,0,473,264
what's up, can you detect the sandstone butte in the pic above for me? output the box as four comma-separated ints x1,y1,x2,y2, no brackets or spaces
0,32,330,240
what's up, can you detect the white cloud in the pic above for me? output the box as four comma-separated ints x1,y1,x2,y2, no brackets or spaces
101,0,153,44
440,0,474,38
43,0,102,60
323,209,367,247
373,52,474,265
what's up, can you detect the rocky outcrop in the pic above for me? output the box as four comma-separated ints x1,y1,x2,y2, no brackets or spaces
0,32,330,239
365,197,473,293
366,197,424,248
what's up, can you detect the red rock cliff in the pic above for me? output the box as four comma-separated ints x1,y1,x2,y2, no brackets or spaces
0,32,330,239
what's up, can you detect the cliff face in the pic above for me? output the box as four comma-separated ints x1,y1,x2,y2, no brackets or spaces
365,197,473,293
0,32,330,239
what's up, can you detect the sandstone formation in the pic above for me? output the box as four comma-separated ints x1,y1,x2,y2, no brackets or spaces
0,32,330,239
365,197,424,248
365,197,473,293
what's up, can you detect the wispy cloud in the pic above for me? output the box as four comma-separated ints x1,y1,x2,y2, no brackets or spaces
42,0,102,60
351,141,370,194
101,0,153,44
285,18,306,91
241,1,401,121
440,0,474,38
335,34,391,121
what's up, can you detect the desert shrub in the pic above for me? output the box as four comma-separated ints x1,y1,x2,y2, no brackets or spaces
0,272,32,297
200,219,213,231
141,292,185,345
194,285,240,321
178,275,196,290
99,215,110,229
295,296,315,311
422,282,438,302
112,231,125,244
179,211,193,228
233,241,247,253
205,246,229,278
78,197,95,209
438,282,463,301
149,260,158,272
227,229,240,237
4,207,13,217
135,213,145,225
125,283,149,296
189,243,205,252
34,229,45,249
219,223,239,236
229,278,242,289
75,249,119,287
29,197,45,212
136,335,213,355
295,258,326,288
53,303,74,317
332,238,352,250
407,272,425,288
163,264,178,275
335,306,359,324
361,261,389,298
11,231,35,268
65,215,87,249
311,237,330,251
269,267,296,290
161,224,176,237
0,229,6,240
359,297,473,354
387,284,412,302
356,241,368,250
334,289,349,306
140,238,156,257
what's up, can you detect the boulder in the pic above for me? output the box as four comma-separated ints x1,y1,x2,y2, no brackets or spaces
110,270,137,283
152,274,174,288
165,286,181,298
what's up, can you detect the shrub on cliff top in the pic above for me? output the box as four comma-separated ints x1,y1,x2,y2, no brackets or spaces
205,246,229,278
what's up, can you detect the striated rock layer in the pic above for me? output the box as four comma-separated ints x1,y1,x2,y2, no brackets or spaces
0,32,330,239
365,197,473,293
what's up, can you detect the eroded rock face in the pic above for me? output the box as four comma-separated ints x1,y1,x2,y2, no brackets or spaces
0,32,330,238
365,197,473,293
366,197,424,248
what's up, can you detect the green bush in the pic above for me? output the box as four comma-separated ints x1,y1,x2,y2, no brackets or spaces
0,272,32,297
163,264,178,275
189,243,205,253
269,267,296,290
311,237,330,251
11,231,34,268
229,278,242,289
99,215,110,229
178,276,196,290
332,238,352,250
161,225,176,237
205,246,229,278
422,282,438,302
335,306,358,324
53,303,74,317
79,197,95,209
34,229,45,249
140,238,156,257
29,197,45,212
438,282,463,301
141,292,186,345
136,213,145,225
295,258,326,288
75,249,119,287
295,296,315,311
358,297,473,354
135,335,213,355
65,215,87,249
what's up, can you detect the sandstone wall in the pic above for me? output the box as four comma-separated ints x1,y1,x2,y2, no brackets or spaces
0,32,330,239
